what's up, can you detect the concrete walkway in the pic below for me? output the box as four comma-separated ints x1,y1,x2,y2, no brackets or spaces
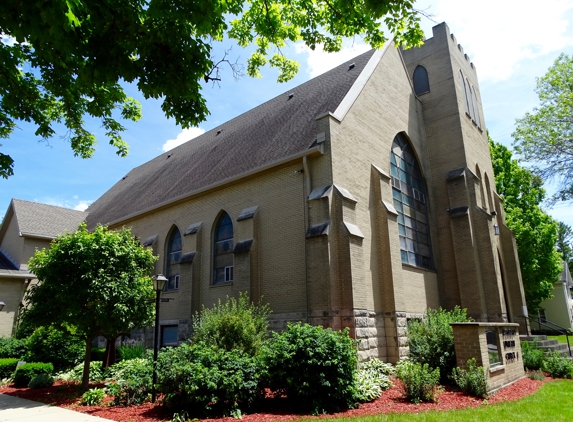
0,394,114,422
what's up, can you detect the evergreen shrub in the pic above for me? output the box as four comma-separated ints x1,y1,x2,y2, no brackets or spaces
396,360,440,404
0,337,27,359
0,358,19,379
24,326,84,371
28,373,54,388
13,362,53,388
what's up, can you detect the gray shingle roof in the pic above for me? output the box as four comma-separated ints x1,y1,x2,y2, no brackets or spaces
12,199,86,238
86,50,376,228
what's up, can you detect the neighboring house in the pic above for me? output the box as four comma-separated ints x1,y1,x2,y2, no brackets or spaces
0,199,86,337
81,22,528,362
534,262,573,330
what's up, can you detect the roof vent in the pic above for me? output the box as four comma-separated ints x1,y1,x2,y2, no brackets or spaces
288,93,294,100
167,154,172,159
348,63,355,70
122,175,127,180
216,129,222,135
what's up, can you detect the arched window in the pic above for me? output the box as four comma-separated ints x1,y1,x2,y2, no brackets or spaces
484,173,494,212
476,164,487,209
390,133,433,269
471,85,482,128
459,70,470,115
213,212,234,285
466,78,476,121
413,65,430,95
165,227,182,290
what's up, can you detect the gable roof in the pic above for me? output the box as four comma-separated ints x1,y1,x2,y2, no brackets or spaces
86,49,377,228
8,199,86,239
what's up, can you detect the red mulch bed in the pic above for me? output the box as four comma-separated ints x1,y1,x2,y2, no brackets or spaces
0,376,548,422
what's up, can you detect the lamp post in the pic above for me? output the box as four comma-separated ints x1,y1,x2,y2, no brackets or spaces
152,274,167,403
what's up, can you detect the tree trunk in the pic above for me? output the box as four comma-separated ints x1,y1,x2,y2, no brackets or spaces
103,335,116,368
82,338,93,390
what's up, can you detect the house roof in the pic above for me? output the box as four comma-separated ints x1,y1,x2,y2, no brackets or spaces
9,199,86,239
85,49,377,228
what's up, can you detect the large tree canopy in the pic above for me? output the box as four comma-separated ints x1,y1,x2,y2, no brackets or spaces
21,223,157,387
0,0,424,178
489,138,562,314
513,53,573,203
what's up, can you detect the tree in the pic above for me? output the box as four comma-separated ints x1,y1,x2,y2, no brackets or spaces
0,1,424,178
513,53,573,203
20,223,156,388
489,138,562,313
556,221,573,274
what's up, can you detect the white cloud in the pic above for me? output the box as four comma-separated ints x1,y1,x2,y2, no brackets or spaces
162,127,206,152
73,201,91,212
422,0,573,82
296,41,371,78
34,197,92,212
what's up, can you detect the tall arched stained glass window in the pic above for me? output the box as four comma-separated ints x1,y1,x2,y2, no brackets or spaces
390,133,433,269
213,212,234,285
413,65,430,95
165,227,182,290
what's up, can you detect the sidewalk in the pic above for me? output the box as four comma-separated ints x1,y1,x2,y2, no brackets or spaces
0,394,114,422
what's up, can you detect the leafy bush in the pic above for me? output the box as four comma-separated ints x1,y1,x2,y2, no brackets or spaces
105,358,152,406
527,370,545,381
262,322,359,414
521,340,545,370
157,342,261,416
0,337,27,359
407,307,473,383
355,358,393,402
451,358,488,398
91,347,106,362
542,350,573,379
82,388,106,405
28,373,54,388
0,358,19,379
24,326,84,371
117,342,145,361
13,362,54,388
192,292,271,356
396,360,440,404
56,361,106,383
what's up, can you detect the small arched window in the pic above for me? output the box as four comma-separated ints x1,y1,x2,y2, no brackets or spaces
390,133,433,269
413,65,430,95
466,78,476,121
459,70,470,115
165,227,182,290
471,85,482,128
213,212,234,285
476,164,486,209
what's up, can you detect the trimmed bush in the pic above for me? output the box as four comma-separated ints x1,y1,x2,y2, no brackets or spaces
396,360,440,404
157,342,261,416
13,362,54,388
521,340,545,370
192,292,271,356
451,358,488,398
543,350,573,379
0,358,19,379
0,337,27,359
407,306,473,383
262,322,359,414
28,373,54,388
25,326,84,371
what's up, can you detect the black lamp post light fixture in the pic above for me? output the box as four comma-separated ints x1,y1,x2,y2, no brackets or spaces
0,301,5,311
151,274,167,403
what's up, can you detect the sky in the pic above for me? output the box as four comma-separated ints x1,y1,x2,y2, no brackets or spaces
1,0,572,229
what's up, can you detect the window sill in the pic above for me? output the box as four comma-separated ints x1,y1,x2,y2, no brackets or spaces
489,364,505,374
210,282,233,288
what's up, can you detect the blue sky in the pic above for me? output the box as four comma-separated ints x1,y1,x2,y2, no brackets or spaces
1,0,572,228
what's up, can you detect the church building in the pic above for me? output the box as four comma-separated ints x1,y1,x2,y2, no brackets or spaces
80,23,526,361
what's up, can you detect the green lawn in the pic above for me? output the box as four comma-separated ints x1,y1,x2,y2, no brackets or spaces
313,381,573,422
547,335,573,345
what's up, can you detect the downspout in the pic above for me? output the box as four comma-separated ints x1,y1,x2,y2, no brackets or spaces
303,156,311,323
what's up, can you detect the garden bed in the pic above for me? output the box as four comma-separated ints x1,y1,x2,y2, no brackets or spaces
0,376,547,422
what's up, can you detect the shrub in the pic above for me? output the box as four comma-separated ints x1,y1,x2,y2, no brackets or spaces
451,358,488,398
355,359,393,402
527,370,545,381
0,358,20,379
56,361,106,383
542,350,573,379
396,360,440,404
521,340,545,370
106,358,152,406
192,292,271,356
24,326,84,371
262,322,359,414
157,342,261,416
117,342,145,361
13,362,54,388
28,373,54,388
0,337,27,359
407,306,473,383
82,388,106,405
